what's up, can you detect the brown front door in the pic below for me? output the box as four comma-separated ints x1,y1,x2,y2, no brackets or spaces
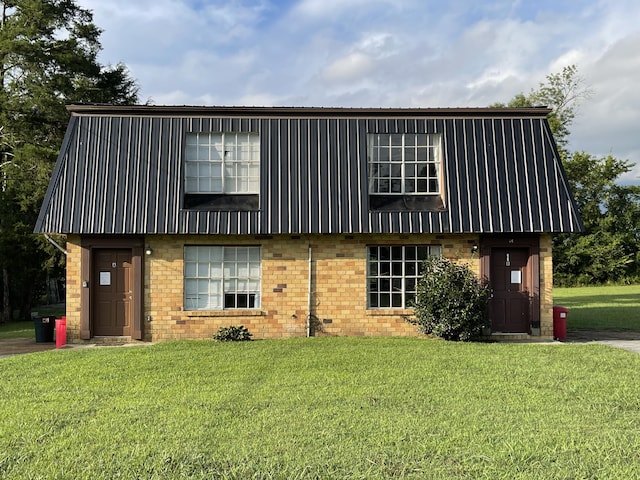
92,249,133,336
489,247,530,333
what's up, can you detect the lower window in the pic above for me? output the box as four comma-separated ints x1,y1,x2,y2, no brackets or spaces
184,246,261,310
368,245,441,309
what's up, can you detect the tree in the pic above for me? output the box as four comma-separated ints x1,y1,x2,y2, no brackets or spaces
554,152,640,285
0,0,139,322
492,65,591,153
496,66,640,285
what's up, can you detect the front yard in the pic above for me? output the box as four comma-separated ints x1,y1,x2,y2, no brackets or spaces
554,284,640,330
1,337,640,479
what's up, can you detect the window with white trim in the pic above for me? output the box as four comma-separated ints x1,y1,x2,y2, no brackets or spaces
368,133,441,194
184,246,261,310
367,245,442,309
184,132,260,194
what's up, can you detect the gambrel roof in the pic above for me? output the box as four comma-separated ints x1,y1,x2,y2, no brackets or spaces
35,105,582,235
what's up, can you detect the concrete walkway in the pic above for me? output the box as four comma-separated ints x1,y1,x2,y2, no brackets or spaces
0,338,57,358
0,338,151,358
566,330,640,355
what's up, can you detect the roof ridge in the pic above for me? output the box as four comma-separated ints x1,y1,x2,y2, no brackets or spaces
66,104,552,117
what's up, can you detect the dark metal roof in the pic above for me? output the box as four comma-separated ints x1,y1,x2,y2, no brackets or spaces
35,106,582,235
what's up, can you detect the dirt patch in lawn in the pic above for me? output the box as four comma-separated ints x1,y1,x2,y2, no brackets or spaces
0,338,56,357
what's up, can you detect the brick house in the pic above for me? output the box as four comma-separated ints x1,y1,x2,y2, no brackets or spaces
35,105,582,342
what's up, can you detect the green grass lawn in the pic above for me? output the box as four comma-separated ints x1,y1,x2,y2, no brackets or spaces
0,304,64,340
554,284,640,330
0,320,36,340
2,338,640,479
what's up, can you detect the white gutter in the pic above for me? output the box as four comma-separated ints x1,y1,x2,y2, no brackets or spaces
306,245,312,337
44,234,67,255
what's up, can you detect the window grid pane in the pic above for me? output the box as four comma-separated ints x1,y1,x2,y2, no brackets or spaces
368,133,441,195
367,245,441,309
184,132,260,194
184,246,261,310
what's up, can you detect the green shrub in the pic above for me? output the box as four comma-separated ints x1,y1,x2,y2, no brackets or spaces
406,256,491,341
212,325,253,342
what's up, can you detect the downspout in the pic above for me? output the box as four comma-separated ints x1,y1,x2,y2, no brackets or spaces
306,244,312,337
44,234,67,255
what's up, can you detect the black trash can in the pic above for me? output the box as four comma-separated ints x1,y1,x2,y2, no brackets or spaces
34,316,55,343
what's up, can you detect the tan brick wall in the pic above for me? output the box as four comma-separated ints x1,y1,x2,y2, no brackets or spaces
63,233,553,341
539,234,554,338
142,233,481,340
65,235,82,342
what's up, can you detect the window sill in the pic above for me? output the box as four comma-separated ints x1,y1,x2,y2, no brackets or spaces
185,310,264,317
366,309,414,316
369,195,445,211
183,193,259,210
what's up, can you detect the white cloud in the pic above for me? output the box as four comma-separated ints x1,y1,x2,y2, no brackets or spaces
569,30,640,182
236,92,283,106
321,52,373,82
357,32,400,57
148,89,192,105
292,0,398,18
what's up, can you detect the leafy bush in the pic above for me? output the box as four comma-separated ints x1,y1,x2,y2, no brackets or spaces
407,256,491,341
212,325,253,342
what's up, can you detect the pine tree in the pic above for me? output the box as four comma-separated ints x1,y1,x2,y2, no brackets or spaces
0,0,139,322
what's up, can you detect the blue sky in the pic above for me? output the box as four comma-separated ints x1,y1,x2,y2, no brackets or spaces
77,0,640,183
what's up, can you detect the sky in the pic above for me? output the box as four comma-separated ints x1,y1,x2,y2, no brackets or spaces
76,0,640,184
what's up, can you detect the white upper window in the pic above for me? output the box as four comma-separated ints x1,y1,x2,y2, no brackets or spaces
184,132,260,194
368,133,441,195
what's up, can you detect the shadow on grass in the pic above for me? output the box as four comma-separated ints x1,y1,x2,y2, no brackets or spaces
557,292,640,333
567,330,640,343
558,293,640,307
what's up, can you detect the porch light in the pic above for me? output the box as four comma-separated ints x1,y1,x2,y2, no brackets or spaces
145,245,153,256
471,244,479,254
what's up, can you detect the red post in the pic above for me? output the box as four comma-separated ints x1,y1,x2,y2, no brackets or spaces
55,317,67,349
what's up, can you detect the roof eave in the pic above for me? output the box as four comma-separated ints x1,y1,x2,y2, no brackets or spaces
66,104,553,118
